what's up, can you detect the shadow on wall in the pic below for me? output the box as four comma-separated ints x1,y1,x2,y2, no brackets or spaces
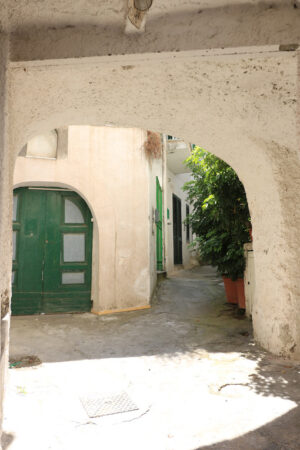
1,432,14,450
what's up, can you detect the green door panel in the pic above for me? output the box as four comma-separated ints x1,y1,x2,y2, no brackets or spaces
43,191,92,313
12,188,93,315
12,189,45,314
156,177,163,271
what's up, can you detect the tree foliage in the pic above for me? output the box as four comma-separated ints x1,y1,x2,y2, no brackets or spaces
184,147,251,280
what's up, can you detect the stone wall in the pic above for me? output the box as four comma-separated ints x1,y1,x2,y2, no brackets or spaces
0,34,12,446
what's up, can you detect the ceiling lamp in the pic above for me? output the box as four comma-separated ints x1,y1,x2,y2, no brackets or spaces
134,0,153,12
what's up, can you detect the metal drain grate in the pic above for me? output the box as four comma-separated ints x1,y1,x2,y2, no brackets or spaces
80,392,139,418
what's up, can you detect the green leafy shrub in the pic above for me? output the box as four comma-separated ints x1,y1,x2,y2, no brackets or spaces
184,147,251,280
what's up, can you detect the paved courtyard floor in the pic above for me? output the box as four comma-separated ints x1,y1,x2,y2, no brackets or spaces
2,266,300,449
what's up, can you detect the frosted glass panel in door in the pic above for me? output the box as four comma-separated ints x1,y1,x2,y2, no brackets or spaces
13,195,18,222
64,199,84,224
62,272,85,284
13,231,17,260
63,234,85,262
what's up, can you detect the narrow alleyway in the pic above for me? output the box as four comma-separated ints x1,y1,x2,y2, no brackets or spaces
3,267,300,450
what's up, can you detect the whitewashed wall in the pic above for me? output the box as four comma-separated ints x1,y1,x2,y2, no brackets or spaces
148,156,164,293
14,126,151,313
165,170,195,273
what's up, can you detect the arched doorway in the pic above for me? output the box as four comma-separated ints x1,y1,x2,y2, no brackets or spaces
12,187,93,315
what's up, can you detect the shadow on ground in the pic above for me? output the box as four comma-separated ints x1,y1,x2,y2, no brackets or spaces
9,265,300,406
9,266,253,363
199,406,300,449
6,266,300,449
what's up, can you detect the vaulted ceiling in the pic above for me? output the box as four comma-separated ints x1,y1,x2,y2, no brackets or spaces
0,0,298,33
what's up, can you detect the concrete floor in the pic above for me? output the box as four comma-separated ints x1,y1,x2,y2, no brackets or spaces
2,266,300,450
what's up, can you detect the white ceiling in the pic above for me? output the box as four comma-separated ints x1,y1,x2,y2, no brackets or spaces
0,0,293,32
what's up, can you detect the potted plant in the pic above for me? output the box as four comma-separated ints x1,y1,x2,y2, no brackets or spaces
197,231,247,307
219,240,247,308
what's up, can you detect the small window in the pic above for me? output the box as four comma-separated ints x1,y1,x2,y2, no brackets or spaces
64,198,84,224
63,233,85,262
186,204,190,242
26,130,58,159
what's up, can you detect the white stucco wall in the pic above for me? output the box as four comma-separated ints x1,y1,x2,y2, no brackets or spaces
13,126,151,313
165,170,194,273
0,34,11,439
7,48,300,360
147,141,195,279
148,155,164,294
244,243,255,318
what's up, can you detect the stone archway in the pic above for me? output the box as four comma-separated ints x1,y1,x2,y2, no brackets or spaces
7,47,299,359
1,46,300,437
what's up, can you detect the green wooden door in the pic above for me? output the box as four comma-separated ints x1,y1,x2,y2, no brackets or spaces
156,177,163,271
12,188,93,315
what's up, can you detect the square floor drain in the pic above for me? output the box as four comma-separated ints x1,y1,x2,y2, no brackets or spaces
80,392,139,418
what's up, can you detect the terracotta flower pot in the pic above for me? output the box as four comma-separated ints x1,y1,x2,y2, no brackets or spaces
249,228,253,241
236,278,246,309
222,276,238,304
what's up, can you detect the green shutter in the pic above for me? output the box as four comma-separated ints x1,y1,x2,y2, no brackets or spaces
156,177,163,271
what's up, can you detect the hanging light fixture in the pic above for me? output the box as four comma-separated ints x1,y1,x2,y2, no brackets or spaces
134,0,153,12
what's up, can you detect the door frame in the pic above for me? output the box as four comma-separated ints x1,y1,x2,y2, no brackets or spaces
156,177,163,271
172,193,183,265
12,186,93,315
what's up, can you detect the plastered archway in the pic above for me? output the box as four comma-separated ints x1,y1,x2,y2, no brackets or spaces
4,47,300,362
